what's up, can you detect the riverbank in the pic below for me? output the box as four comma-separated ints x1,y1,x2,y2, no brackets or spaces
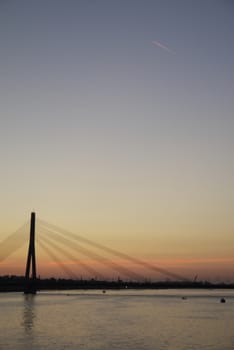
1,275,234,292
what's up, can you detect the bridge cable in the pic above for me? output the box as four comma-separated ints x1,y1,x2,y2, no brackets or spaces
39,233,105,279
38,225,145,281
38,219,189,281
38,240,78,280
0,222,30,262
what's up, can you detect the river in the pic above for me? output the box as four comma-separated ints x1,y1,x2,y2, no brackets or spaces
0,289,233,350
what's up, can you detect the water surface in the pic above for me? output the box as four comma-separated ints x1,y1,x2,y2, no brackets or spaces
0,289,233,350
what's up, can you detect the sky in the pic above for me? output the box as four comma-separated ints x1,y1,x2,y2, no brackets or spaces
0,0,234,281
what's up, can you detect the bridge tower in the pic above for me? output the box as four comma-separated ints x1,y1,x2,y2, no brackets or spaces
24,212,37,294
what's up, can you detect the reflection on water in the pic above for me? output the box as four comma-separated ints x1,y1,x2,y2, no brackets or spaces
22,294,36,334
0,290,234,350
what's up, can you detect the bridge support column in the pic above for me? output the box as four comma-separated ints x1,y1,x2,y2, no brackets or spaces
24,212,37,294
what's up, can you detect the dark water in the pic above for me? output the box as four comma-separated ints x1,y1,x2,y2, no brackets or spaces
0,289,234,350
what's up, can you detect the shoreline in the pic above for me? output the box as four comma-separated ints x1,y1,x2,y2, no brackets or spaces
1,275,234,292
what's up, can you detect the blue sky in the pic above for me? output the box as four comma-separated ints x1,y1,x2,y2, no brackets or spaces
0,0,234,279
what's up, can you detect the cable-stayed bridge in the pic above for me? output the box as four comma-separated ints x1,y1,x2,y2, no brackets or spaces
0,213,189,293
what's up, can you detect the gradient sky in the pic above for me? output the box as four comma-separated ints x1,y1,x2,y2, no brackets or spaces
0,0,234,281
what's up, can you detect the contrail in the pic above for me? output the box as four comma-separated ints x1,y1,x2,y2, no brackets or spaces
152,40,175,54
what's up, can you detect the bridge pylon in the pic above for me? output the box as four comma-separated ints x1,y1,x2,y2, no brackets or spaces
24,212,37,294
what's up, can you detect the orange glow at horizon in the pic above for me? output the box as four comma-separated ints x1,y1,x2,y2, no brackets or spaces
1,255,234,282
